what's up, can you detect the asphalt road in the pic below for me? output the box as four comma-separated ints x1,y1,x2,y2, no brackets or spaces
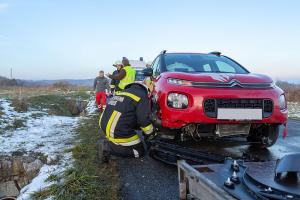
117,119,300,200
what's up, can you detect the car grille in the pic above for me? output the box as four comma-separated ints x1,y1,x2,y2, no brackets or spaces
190,80,274,89
204,98,273,118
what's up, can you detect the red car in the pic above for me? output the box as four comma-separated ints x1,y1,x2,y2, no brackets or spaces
147,51,288,148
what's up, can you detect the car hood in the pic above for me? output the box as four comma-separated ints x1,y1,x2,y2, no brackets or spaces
163,72,273,84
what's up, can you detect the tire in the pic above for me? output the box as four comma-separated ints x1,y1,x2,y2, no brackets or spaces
247,125,280,148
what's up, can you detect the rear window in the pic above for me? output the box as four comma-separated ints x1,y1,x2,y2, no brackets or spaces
135,70,145,81
163,53,248,74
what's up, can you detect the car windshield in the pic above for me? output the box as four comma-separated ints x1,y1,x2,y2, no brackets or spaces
163,53,249,74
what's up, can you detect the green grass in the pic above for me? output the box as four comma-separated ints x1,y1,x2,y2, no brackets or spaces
28,95,74,116
0,89,90,116
0,105,4,117
27,92,89,116
12,118,26,129
0,86,92,100
32,115,120,200
30,112,46,119
3,118,27,131
64,91,91,101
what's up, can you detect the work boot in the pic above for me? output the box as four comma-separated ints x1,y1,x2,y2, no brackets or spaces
97,138,110,163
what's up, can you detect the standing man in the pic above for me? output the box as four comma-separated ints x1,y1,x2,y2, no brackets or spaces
98,76,155,162
94,70,110,111
107,57,136,91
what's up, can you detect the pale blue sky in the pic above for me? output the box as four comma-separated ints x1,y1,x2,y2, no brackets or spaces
0,0,299,80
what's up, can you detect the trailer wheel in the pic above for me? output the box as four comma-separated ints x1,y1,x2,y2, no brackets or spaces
247,125,279,148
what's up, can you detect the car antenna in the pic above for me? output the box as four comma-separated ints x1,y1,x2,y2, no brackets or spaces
160,50,167,54
209,51,222,56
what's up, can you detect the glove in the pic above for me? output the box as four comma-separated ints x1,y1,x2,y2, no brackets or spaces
144,132,157,149
145,132,157,141
107,93,113,98
149,113,156,123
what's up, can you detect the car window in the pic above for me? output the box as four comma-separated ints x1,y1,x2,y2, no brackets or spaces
163,53,248,74
203,64,212,72
135,70,145,81
215,61,236,73
152,56,161,76
166,62,195,72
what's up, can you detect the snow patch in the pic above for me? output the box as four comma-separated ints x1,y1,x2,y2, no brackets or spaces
0,114,78,156
17,153,73,200
0,99,39,130
288,102,300,119
0,98,83,199
85,96,97,115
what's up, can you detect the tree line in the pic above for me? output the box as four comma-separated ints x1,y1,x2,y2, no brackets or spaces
0,76,22,86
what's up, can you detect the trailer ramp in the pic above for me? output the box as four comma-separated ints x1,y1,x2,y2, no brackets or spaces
178,154,300,200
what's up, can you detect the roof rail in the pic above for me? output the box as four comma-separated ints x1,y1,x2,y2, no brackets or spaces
160,50,167,54
209,51,222,56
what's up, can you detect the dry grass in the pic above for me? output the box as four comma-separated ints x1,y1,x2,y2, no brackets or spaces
0,86,91,116
276,81,300,102
0,85,92,99
11,97,28,112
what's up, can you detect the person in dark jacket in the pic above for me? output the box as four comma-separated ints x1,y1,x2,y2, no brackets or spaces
98,77,155,161
110,63,122,93
94,70,110,110
106,57,136,91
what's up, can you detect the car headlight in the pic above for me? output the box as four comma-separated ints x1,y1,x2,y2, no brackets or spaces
167,93,188,109
278,94,287,110
167,78,192,86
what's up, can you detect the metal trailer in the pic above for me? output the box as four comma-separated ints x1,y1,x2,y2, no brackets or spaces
178,160,235,200
149,138,300,199
177,154,300,200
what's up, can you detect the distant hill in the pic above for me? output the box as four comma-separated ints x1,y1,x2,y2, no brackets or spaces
22,79,94,87
0,75,94,87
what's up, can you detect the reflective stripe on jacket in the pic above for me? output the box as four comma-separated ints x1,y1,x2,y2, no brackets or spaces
100,84,153,146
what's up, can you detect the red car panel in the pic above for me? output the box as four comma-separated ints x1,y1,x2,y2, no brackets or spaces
154,74,287,129
150,52,288,141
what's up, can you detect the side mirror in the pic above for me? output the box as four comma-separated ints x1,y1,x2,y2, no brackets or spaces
142,68,153,77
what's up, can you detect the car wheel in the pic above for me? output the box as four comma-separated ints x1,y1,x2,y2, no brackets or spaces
247,125,279,148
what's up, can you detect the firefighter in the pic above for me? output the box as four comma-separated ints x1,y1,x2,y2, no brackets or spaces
106,57,136,92
98,75,155,162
